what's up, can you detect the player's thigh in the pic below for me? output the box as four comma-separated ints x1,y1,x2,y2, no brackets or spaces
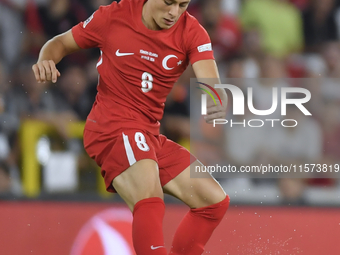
162,160,226,209
84,128,164,211
112,158,164,211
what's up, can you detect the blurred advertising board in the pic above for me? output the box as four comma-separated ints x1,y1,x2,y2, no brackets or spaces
0,201,339,254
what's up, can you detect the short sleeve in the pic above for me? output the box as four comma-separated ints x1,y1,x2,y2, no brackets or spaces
186,19,215,65
71,4,115,49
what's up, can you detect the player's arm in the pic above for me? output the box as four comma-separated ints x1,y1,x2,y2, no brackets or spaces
192,59,228,123
32,30,81,83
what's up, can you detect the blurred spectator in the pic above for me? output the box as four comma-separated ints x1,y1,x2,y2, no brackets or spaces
320,100,340,165
6,60,56,122
0,59,10,95
318,42,340,101
224,58,267,168
0,1,25,69
278,178,307,204
0,161,11,194
241,0,303,58
0,60,19,151
224,100,267,168
162,83,190,144
24,0,90,70
259,54,287,78
304,54,327,78
302,0,340,52
285,53,307,78
221,0,240,16
36,0,87,39
0,96,11,163
85,57,103,103
242,27,264,79
0,158,22,196
289,0,309,11
0,58,23,196
53,65,93,121
5,60,72,141
267,104,323,203
267,105,322,166
225,54,245,79
302,43,340,112
305,100,339,187
162,66,193,147
196,0,242,62
245,54,289,119
321,41,340,78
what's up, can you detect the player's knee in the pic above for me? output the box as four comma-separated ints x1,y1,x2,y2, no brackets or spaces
210,186,228,205
213,195,230,220
141,186,164,201
114,180,163,211
197,185,227,208
132,182,164,204
125,189,164,212
193,195,230,222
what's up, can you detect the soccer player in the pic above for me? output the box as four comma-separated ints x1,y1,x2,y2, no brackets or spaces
32,0,230,254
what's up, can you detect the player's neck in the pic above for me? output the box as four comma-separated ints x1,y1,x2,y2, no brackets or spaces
142,1,162,30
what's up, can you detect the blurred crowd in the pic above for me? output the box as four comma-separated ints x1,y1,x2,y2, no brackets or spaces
0,0,339,204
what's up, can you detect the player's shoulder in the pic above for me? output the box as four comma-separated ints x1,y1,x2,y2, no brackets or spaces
181,11,206,32
182,11,198,24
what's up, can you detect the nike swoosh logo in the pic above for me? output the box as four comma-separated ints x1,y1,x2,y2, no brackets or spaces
116,49,134,57
151,245,164,250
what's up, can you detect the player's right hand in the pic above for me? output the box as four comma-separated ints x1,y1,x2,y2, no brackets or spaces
32,60,61,83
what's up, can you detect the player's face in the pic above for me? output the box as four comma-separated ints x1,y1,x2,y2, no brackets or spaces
151,0,191,29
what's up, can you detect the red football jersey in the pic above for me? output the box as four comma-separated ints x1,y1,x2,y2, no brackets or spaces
72,0,214,135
